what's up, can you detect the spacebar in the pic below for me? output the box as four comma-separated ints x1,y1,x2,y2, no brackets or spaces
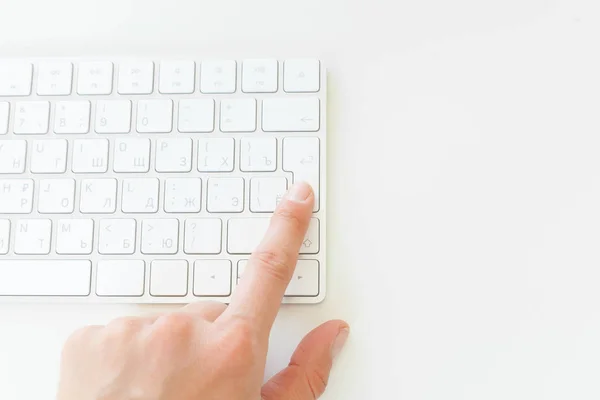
0,260,92,296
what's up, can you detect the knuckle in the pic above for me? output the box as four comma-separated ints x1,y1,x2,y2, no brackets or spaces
200,301,227,318
151,313,195,340
185,300,226,314
204,300,227,310
142,313,195,355
213,321,259,369
104,317,141,337
252,249,291,284
65,326,92,346
62,325,99,356
304,367,329,399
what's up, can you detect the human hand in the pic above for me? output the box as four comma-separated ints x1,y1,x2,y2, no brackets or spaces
57,182,349,400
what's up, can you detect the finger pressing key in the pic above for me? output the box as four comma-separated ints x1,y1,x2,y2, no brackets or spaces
219,182,314,336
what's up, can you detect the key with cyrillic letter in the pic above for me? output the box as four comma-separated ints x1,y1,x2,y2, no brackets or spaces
0,179,34,214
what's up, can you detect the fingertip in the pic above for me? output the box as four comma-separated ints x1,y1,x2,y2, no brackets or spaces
317,319,350,335
261,320,348,400
332,325,349,361
268,181,313,241
285,181,314,204
330,319,350,331
290,320,349,364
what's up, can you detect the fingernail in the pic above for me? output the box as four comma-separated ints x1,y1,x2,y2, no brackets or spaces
287,182,312,202
332,327,349,360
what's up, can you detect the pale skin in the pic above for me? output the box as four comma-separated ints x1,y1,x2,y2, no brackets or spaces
57,182,349,400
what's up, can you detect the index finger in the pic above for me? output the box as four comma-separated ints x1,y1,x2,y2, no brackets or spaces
219,182,314,336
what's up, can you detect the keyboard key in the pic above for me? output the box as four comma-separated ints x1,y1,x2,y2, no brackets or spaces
96,260,145,296
236,259,319,296
14,219,52,255
159,61,195,94
56,219,94,255
141,219,179,255
77,61,113,95
207,178,244,213
13,101,50,134
178,99,215,133
0,260,91,296
236,260,248,285
240,137,277,172
137,100,173,133
193,260,231,297
228,217,320,254
242,59,278,93
164,178,202,213
80,178,117,214
220,98,256,132
118,61,154,94
197,138,234,172
302,218,320,254
200,60,236,94
95,100,132,133
155,138,192,173
0,62,32,96
284,260,319,296
72,139,109,173
38,179,75,214
37,62,73,95
0,220,10,254
0,102,9,134
284,59,320,93
150,260,189,296
98,219,136,255
0,179,34,214
0,140,27,173
227,218,268,254
250,177,287,212
283,137,320,211
114,138,151,173
184,218,222,254
31,139,68,173
262,97,319,132
54,101,91,134
122,178,159,213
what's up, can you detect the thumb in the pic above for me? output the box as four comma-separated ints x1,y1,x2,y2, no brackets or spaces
261,320,349,400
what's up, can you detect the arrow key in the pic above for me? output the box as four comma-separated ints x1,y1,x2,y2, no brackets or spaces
193,260,232,297
285,260,320,297
237,259,319,297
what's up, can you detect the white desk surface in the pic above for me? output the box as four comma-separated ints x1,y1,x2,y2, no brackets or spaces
2,0,600,398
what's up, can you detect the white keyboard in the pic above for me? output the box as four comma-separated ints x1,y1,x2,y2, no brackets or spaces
0,58,326,304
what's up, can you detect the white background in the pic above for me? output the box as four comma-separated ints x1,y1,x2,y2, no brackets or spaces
1,0,600,398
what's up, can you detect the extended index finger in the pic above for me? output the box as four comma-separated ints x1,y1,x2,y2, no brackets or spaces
219,182,314,336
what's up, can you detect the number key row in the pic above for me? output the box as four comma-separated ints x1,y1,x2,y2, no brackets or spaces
0,96,320,135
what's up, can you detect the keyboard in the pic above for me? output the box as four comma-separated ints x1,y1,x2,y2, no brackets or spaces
0,58,326,304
